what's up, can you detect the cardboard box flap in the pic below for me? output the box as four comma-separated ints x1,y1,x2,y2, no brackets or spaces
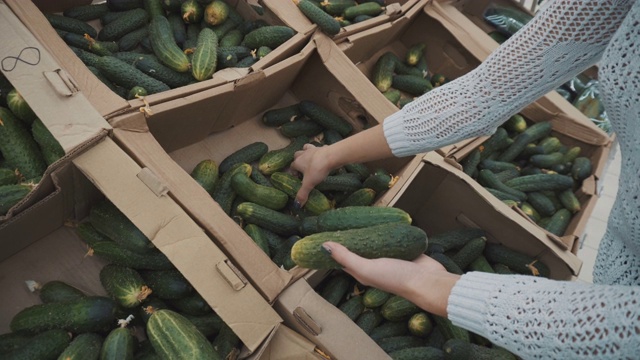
3,0,129,117
71,137,282,353
245,325,325,360
0,1,111,153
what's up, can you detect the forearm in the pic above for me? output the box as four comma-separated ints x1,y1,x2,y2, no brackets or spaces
324,125,394,169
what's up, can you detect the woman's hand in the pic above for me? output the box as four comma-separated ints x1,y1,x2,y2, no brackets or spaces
291,144,336,206
321,241,461,317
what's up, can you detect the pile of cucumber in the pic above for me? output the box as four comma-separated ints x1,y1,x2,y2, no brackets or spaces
370,45,449,109
189,100,417,269
461,116,594,237
294,0,387,36
48,0,296,99
316,227,550,359
0,75,65,216
0,198,240,360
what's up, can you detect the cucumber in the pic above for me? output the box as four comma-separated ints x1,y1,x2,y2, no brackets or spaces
319,274,351,306
383,89,402,105
338,295,365,321
270,172,333,215
140,270,193,300
3,329,70,360
244,223,271,256
343,2,383,19
99,8,149,42
88,241,174,270
571,157,592,181
479,159,518,173
100,264,152,308
212,163,252,214
451,236,486,271
405,43,426,66
190,159,218,195
362,287,391,308
263,104,302,127
427,228,485,252
433,315,470,342
219,142,268,173
210,324,240,360
545,208,572,236
0,168,18,186
167,13,187,47
371,52,396,92
147,309,220,360
362,168,397,194
258,136,309,175
64,3,110,21
498,122,552,162
7,89,37,125
530,152,564,168
430,253,463,275
493,168,520,183
100,327,134,360
519,202,541,222
408,312,433,338
477,169,527,201
243,26,296,50
0,107,47,180
204,0,229,26
56,333,103,360
484,243,550,277
10,296,117,334
236,202,300,236
526,192,557,217
388,347,444,360
192,28,218,81
38,280,86,304
135,55,195,89
280,118,325,138
168,293,211,316
562,146,582,163
0,184,32,215
89,199,154,254
295,0,341,36
304,206,412,234
461,149,481,176
127,86,147,99
139,298,170,324
370,322,409,341
45,13,98,38
376,336,424,354
392,75,432,96
321,0,356,15
478,127,510,161
32,119,65,166
292,223,427,269
338,188,376,207
316,173,362,193
299,100,352,137
107,0,144,11
558,189,581,213
504,174,574,192
504,114,527,133
182,313,224,338
468,255,495,273
181,0,203,24
97,56,171,94
0,332,31,354
149,16,191,72
355,310,383,335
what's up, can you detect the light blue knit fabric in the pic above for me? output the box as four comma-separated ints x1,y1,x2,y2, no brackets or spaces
383,0,640,358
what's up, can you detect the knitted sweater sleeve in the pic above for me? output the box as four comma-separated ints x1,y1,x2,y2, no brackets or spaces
448,272,640,359
383,0,633,157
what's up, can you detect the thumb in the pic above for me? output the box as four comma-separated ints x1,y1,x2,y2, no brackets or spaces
322,242,366,271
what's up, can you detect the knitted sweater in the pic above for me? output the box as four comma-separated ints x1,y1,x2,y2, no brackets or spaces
383,0,640,358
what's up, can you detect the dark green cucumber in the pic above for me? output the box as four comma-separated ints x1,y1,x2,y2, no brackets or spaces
64,3,110,21
526,191,557,217
503,114,527,133
56,333,103,360
280,118,324,138
244,223,271,256
183,312,224,338
62,32,116,56
408,312,433,338
292,223,427,269
392,75,433,96
545,208,572,236
88,241,174,270
270,172,333,215
135,55,195,88
100,264,151,308
298,100,352,137
45,13,98,38
427,228,485,252
520,202,541,222
89,199,154,254
320,274,351,306
99,8,149,41
140,269,193,300
0,332,31,354
316,173,362,193
6,89,37,125
127,86,147,99
139,298,170,324
484,243,550,277
0,168,18,186
258,136,309,175
479,159,519,173
296,0,341,36
3,329,70,360
362,287,391,308
219,142,268,173
571,157,592,181
478,169,527,201
433,315,470,342
484,188,523,203
383,89,402,105
478,127,511,161
504,174,574,192
212,162,252,214
343,2,383,19
405,43,426,66
371,52,396,92
451,236,486,270
100,327,134,360
338,188,376,207
562,146,582,163
169,293,211,316
0,184,32,215
107,0,144,11
462,149,481,176
304,206,412,234
0,107,47,180
338,295,365,321
494,168,521,183
243,26,296,49
38,280,85,303
530,152,565,168
376,336,424,354
149,16,191,72
430,253,463,275
498,122,553,162
370,322,409,341
558,189,581,213
192,28,218,81
343,162,370,180
97,56,171,94
355,310,383,335
167,13,187,47
31,118,64,165
231,172,288,210
181,0,203,24
147,309,220,360
210,324,240,360
262,104,302,127
389,347,444,360
236,202,301,236
468,255,495,273
10,296,117,334
190,159,218,195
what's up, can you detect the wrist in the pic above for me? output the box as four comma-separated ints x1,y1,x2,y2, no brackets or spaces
401,270,461,317
322,144,344,172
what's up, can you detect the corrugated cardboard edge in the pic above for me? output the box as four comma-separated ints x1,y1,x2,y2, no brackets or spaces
416,152,583,275
244,325,325,360
0,1,111,152
71,137,282,354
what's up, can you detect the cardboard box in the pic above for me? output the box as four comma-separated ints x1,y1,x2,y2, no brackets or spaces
0,1,110,223
0,137,284,358
427,0,610,138
336,2,486,156
445,100,612,253
260,0,429,43
109,35,423,303
3,0,311,119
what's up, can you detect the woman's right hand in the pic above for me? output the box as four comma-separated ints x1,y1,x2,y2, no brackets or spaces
291,143,335,206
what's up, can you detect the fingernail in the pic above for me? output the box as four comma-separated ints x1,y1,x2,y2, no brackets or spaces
321,243,332,255
293,200,302,210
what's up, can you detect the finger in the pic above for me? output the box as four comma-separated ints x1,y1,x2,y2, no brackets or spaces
302,143,315,150
294,180,313,207
293,149,305,160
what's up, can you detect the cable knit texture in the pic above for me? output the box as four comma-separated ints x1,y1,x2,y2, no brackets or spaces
381,0,640,358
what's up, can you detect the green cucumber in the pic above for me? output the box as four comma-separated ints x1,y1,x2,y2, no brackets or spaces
212,162,252,214
504,114,527,133
258,136,309,175
149,16,191,72
362,287,391,308
292,223,427,269
169,293,211,316
479,159,518,173
338,295,365,321
433,315,470,342
56,332,102,360
64,3,110,21
370,322,409,341
183,312,224,338
371,52,396,92
100,264,152,308
204,0,229,26
38,280,86,304
219,142,268,173
263,104,302,127
236,202,300,236
376,336,424,354
0,168,19,186
147,309,220,360
520,202,541,222
295,0,341,36
530,152,565,168
299,100,352,136
338,188,376,207
3,329,70,360
167,12,187,47
545,209,572,236
319,274,351,306
192,28,218,81
571,157,592,181
316,173,362,193
343,2,383,19
243,26,295,49
270,172,333,215
190,159,218,195
97,56,171,94
451,236,486,270
244,223,271,256
140,270,193,300
430,252,463,275
7,89,37,125
45,13,98,38
405,43,426,66
0,107,47,180
0,184,32,215
408,312,433,338
468,255,495,273
0,332,31,354
10,296,117,334
427,228,485,252
232,171,288,211
389,347,444,360
484,243,550,277
304,206,412,234
88,241,174,270
462,149,481,176
89,199,154,254
100,327,134,360
478,127,510,161
134,55,195,88
478,169,527,201
504,174,574,192
392,75,432,96
498,122,552,162
526,191,557,217
127,86,147,99
32,119,64,165
558,189,581,213
280,118,325,138
210,324,240,360
355,310,383,335
98,8,149,41
362,168,397,194
181,0,203,24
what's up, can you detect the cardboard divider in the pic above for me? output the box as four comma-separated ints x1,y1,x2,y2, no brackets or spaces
260,0,429,44
0,137,283,357
446,101,611,253
3,0,311,120
427,0,610,139
337,2,483,156
110,35,423,303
